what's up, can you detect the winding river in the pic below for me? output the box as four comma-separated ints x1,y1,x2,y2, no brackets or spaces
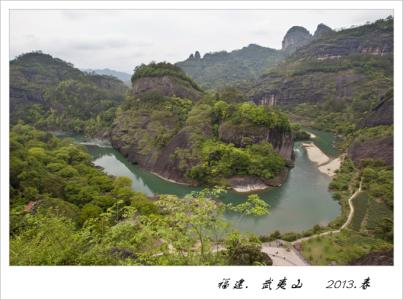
73,130,341,236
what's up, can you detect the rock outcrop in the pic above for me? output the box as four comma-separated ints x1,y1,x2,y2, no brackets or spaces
295,19,393,59
251,71,368,107
218,121,294,163
350,248,393,265
348,136,393,167
347,90,393,167
132,76,203,101
111,126,202,184
113,62,294,188
282,26,312,55
313,23,333,40
111,62,214,185
359,90,393,128
248,18,393,108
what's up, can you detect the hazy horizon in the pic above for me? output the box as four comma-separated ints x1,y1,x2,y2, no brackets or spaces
10,9,392,73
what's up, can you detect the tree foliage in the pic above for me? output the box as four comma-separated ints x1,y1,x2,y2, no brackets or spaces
10,126,273,266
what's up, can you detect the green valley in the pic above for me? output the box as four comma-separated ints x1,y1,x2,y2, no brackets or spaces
8,16,394,266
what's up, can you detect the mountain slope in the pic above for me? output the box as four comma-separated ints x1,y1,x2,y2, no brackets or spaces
281,26,312,55
176,23,336,90
111,62,293,189
10,52,128,135
248,17,393,132
176,44,284,89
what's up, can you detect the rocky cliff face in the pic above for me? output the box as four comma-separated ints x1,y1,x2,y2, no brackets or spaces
111,64,214,184
248,18,393,108
313,23,333,40
112,62,294,188
111,124,203,184
348,136,393,167
295,19,393,59
347,89,393,167
250,70,370,107
282,26,312,55
218,121,294,163
350,248,393,265
358,90,393,128
132,76,203,101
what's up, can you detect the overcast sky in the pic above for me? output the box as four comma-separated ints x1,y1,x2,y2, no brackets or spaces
10,9,392,74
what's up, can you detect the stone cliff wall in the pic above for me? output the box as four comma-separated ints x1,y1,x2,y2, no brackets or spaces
218,121,294,163
132,76,203,101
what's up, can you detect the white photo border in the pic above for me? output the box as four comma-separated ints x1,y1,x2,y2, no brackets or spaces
1,1,402,299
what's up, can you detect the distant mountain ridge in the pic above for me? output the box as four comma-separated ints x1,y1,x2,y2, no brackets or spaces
248,17,393,108
82,68,131,85
176,44,284,89
176,24,334,89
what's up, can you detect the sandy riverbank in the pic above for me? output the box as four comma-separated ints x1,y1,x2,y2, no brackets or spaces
302,142,341,177
306,131,317,139
319,157,341,177
302,143,330,165
232,182,269,193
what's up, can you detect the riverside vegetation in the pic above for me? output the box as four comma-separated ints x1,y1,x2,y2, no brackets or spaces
9,17,394,265
10,124,272,265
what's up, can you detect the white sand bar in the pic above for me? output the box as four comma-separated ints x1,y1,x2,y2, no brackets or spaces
302,142,341,177
319,157,341,177
232,183,268,193
306,131,317,139
302,142,330,165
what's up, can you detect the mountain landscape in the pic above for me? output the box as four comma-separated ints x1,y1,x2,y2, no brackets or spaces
175,23,335,89
176,44,284,89
9,16,394,266
10,51,128,135
82,68,132,85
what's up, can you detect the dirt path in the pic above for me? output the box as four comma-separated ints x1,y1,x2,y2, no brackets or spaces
292,180,362,245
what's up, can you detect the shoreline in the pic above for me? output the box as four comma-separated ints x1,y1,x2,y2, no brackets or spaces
150,171,193,186
305,130,317,139
302,142,341,177
232,183,269,193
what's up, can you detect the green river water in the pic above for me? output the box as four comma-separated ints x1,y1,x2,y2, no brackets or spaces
76,130,340,236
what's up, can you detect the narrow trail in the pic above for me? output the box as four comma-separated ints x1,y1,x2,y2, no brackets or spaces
292,179,362,245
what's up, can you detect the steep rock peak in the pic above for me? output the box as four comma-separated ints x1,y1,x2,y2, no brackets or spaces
131,62,203,100
313,23,333,39
188,51,201,60
282,26,312,54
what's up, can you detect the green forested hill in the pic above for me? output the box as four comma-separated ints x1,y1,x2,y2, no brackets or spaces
10,51,128,135
111,62,292,187
176,44,284,89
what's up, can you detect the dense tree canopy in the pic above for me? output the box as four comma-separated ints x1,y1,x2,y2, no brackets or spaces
10,125,273,266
